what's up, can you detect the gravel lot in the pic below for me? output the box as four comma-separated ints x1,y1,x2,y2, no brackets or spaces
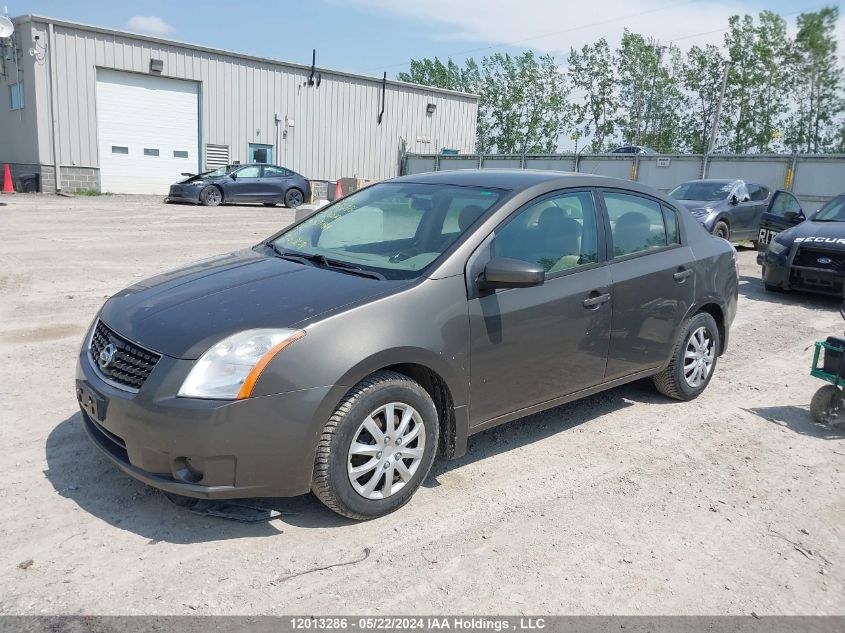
0,193,842,616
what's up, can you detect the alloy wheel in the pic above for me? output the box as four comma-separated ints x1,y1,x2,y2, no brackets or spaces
347,402,427,500
683,326,715,388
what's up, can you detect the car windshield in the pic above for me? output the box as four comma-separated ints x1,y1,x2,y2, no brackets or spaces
669,181,734,201
271,182,503,279
204,165,236,178
812,196,845,222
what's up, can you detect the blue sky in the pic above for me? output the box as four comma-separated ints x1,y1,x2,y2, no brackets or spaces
7,0,838,80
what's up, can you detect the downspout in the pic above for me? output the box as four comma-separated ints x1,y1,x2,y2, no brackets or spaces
47,22,61,192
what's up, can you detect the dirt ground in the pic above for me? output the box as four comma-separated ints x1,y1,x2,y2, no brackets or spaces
0,193,842,616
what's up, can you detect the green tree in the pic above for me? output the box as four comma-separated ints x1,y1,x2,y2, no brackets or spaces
568,39,618,152
785,7,844,153
751,11,792,152
680,44,727,153
615,32,683,151
479,51,570,153
396,57,474,92
722,14,759,152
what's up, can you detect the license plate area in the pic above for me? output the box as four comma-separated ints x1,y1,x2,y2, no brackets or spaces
76,380,107,422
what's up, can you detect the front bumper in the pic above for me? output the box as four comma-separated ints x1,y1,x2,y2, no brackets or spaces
164,185,202,204
76,343,338,499
761,249,845,296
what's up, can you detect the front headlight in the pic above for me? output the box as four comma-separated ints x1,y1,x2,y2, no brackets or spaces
177,328,305,400
768,240,789,256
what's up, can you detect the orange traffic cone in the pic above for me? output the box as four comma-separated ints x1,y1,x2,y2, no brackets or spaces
1,164,13,194
334,179,343,200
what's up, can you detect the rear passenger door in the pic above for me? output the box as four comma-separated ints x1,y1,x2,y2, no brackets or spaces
599,190,696,380
261,166,292,200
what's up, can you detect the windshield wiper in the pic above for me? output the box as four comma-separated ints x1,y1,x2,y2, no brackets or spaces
270,245,385,280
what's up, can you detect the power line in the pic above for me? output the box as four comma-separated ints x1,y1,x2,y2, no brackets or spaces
368,0,699,72
668,3,829,45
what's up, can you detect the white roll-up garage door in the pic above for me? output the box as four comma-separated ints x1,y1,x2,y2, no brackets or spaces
96,69,199,194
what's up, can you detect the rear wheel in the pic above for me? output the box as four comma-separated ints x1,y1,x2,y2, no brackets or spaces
285,188,304,208
713,221,730,241
654,312,720,401
810,385,843,425
199,185,222,207
311,371,439,520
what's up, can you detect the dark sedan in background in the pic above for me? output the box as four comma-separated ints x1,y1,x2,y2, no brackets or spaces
166,163,310,208
759,193,845,296
669,179,799,245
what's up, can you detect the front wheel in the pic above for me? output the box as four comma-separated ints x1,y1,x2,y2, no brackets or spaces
284,188,304,208
311,371,439,520
653,312,720,401
199,185,222,207
810,385,843,425
713,221,730,241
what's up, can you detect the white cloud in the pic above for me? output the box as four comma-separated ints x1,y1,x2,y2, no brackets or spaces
346,0,765,63
125,15,174,37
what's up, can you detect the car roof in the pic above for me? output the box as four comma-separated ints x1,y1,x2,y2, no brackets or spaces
680,179,738,185
391,169,662,195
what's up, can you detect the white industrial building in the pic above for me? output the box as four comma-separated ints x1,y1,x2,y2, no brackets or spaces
0,15,478,194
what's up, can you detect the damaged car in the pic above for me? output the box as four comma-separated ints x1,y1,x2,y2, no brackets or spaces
166,163,310,208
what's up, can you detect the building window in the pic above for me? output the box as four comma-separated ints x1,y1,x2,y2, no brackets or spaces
173,150,189,158
9,82,24,110
205,143,230,170
111,146,129,154
143,148,160,156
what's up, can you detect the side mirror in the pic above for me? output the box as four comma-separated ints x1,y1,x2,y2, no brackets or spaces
730,194,739,205
229,173,237,180
478,257,545,291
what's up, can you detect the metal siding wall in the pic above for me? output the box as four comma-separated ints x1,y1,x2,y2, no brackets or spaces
637,157,702,192
706,157,789,193
43,21,477,180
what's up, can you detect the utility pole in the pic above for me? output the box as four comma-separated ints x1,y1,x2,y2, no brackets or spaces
703,61,730,179
708,62,730,155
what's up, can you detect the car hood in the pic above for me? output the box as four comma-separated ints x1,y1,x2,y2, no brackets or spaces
674,199,724,211
98,249,406,359
777,220,845,246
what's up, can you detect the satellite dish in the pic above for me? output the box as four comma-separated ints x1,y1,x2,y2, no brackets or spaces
0,16,14,38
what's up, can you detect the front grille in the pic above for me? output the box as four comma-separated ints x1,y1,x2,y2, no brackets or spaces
793,247,845,272
89,320,160,391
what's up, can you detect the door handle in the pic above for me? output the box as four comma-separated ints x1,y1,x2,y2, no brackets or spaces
673,268,693,281
583,292,611,308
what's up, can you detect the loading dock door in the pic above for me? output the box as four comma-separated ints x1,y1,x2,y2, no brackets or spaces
96,69,199,194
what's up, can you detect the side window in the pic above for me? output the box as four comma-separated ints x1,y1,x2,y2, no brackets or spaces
662,206,680,244
604,192,669,257
262,166,287,177
747,184,769,202
492,191,599,276
441,195,497,236
770,192,802,218
236,166,261,179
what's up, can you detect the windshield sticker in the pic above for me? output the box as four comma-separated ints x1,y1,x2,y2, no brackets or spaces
794,237,845,245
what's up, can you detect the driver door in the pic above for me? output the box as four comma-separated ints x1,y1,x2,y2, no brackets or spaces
467,189,612,427
758,191,804,247
224,165,263,201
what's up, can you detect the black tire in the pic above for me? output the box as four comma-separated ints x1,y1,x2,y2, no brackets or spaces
752,240,761,250
284,188,304,209
311,371,439,520
713,221,730,241
653,312,720,401
262,202,277,207
810,385,843,425
199,185,222,207
764,282,780,292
